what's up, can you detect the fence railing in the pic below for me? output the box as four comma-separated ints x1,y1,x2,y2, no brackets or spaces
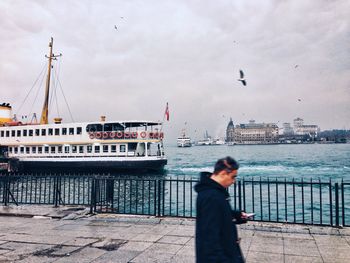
1,174,349,227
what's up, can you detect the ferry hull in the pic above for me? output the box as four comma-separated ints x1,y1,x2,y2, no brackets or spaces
12,159,167,172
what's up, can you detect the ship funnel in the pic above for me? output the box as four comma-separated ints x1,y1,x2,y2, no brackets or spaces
54,117,62,124
0,103,13,124
100,115,106,122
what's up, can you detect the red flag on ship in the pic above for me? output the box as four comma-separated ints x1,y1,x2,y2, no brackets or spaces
165,102,169,121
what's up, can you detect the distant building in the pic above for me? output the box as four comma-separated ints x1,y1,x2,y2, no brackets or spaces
282,123,294,135
226,118,235,143
293,118,319,138
232,120,279,144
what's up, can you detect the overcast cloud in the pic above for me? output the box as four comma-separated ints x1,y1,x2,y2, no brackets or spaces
0,0,349,142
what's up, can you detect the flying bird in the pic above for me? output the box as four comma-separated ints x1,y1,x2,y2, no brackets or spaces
298,99,301,102
237,69,247,86
295,65,299,68
114,25,118,30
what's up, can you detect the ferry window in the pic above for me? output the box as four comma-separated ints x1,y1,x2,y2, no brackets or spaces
120,145,126,152
55,128,60,136
32,147,36,154
77,127,82,135
62,128,67,135
79,146,84,153
103,145,109,153
20,147,24,153
23,130,27,137
26,147,30,154
51,146,55,153
35,129,40,136
29,130,33,136
86,124,102,133
48,128,53,136
41,129,46,136
65,146,70,153
0,131,3,137
87,145,92,153
111,145,116,153
69,128,74,135
38,147,42,154
17,130,21,137
6,131,9,137
72,145,77,153
11,130,15,137
14,147,18,154
9,147,12,153
44,146,49,153
94,145,100,153
58,146,62,153
128,143,137,151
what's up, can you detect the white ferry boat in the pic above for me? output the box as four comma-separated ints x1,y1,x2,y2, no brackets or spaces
0,39,167,172
177,130,191,147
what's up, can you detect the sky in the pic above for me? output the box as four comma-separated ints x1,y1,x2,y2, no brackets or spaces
0,0,349,142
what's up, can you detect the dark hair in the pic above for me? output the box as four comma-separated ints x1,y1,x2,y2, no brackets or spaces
213,156,239,174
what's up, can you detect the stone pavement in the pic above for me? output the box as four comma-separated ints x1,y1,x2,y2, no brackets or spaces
0,205,350,262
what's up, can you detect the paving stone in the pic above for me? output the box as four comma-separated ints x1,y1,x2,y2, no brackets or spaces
118,241,154,252
146,243,183,255
249,241,284,254
157,235,191,245
63,237,99,246
54,246,107,263
284,255,323,263
130,251,174,263
176,246,195,257
319,247,350,261
284,243,320,257
131,233,163,242
170,254,194,263
245,251,284,263
92,249,140,263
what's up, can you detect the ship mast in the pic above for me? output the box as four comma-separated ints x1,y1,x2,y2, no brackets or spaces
40,37,61,124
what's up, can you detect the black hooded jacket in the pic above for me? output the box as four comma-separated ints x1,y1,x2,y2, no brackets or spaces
195,172,245,263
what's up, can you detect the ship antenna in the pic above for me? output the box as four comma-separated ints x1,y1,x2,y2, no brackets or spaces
40,37,62,124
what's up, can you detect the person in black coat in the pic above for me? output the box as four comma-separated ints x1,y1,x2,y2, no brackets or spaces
195,156,248,263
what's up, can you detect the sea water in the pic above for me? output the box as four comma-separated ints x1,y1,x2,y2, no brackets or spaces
165,143,350,181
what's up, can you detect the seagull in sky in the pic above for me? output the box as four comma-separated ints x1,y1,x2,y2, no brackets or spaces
298,98,301,102
114,25,118,30
295,65,299,68
237,69,247,86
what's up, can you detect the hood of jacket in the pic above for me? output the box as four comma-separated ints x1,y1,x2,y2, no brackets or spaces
194,172,229,197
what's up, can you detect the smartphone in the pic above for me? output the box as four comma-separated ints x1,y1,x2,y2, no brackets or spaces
245,213,255,218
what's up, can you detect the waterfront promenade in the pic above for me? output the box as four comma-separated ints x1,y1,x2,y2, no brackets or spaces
0,205,350,263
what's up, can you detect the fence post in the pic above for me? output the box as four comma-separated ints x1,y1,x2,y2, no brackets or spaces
90,178,96,214
238,180,242,211
341,181,345,227
157,180,162,217
335,183,339,227
54,176,59,207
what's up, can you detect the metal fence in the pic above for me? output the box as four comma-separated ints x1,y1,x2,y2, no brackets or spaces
1,174,349,227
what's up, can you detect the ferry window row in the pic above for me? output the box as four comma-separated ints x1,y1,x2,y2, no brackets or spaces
8,144,127,155
0,127,82,138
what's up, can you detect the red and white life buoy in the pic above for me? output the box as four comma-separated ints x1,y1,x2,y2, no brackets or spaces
95,132,102,139
109,132,116,138
89,132,95,139
160,132,164,139
140,131,147,138
131,132,138,138
124,132,130,138
103,132,109,139
116,131,123,138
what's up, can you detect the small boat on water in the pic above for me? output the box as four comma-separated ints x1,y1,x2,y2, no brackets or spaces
0,38,167,172
177,130,191,147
